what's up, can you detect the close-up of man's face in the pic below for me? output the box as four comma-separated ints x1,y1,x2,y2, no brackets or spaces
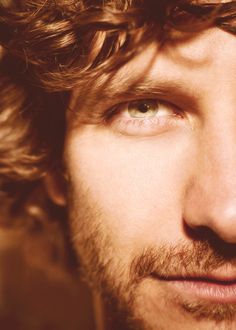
49,27,236,329
3,1,236,329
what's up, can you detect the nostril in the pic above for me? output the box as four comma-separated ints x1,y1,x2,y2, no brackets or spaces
183,222,212,241
184,222,236,245
183,222,236,258
183,197,236,244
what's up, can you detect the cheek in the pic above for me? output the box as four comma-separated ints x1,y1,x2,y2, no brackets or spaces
65,128,195,252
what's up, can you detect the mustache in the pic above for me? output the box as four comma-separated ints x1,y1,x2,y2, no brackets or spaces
130,240,236,281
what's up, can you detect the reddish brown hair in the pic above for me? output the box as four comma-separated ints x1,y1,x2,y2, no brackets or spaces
1,0,236,222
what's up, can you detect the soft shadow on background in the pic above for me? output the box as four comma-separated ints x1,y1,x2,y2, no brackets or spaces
0,218,95,330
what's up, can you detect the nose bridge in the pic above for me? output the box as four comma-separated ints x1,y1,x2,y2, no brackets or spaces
184,101,236,243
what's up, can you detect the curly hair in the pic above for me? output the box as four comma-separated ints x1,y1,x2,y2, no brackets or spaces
1,0,236,222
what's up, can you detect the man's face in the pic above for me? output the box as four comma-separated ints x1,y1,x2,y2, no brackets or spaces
63,28,236,329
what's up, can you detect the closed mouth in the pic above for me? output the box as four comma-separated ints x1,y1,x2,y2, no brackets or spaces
151,273,236,303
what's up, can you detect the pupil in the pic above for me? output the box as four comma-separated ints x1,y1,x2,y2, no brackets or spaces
138,103,150,113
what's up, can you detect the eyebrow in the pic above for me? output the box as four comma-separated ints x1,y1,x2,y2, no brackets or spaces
86,75,199,110
103,79,183,99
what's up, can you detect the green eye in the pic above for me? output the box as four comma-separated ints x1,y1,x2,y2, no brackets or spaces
128,100,159,118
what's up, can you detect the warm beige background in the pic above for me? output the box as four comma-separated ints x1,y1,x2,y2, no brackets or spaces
0,226,95,330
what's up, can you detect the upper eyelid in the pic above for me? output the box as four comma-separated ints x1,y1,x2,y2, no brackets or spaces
101,88,196,115
106,97,180,115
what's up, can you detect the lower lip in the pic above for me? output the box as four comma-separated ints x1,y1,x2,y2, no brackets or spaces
160,278,236,303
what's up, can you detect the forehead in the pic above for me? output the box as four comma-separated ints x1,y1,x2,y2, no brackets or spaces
103,28,236,91
70,27,236,115
165,28,236,66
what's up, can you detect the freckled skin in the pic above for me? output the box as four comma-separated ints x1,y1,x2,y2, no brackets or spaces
51,28,236,330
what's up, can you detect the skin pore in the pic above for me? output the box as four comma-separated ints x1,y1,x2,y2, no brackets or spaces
48,27,236,329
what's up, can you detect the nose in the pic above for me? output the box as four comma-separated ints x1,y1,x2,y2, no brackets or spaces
184,115,236,243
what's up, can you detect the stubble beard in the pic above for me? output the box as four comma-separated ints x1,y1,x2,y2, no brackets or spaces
66,184,236,330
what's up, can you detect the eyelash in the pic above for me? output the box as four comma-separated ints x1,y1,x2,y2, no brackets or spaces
100,99,184,136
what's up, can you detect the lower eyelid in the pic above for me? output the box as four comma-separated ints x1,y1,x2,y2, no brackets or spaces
109,114,183,136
